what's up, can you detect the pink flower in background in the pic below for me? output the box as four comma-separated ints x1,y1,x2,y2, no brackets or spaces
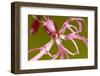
30,16,41,34
29,16,88,61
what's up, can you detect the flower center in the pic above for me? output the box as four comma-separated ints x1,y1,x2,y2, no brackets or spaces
52,32,59,39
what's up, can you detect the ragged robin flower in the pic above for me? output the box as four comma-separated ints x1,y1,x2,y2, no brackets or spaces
29,16,88,61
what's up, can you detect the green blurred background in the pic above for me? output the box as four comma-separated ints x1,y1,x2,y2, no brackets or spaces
28,15,88,60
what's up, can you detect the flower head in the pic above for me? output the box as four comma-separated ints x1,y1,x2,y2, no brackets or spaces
29,16,88,61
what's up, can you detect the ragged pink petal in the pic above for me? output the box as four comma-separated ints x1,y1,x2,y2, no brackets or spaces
60,33,80,54
43,17,56,36
55,39,65,59
59,22,69,33
61,32,79,54
56,39,78,56
80,36,88,46
29,39,54,61
63,32,88,47
60,23,78,34
30,49,46,61
64,32,79,40
43,39,53,52
58,45,65,59
66,18,85,32
59,17,85,34
76,20,82,32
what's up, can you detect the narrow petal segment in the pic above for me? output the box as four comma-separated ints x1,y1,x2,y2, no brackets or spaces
43,17,56,36
63,32,88,47
60,18,85,33
29,39,54,61
56,39,78,56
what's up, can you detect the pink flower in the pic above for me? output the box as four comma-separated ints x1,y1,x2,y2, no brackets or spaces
30,16,41,34
29,16,88,61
